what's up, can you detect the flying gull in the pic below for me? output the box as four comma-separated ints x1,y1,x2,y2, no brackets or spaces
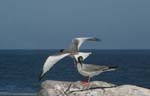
39,37,101,80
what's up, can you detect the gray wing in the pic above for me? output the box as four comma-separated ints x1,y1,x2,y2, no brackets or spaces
82,64,112,72
69,37,101,51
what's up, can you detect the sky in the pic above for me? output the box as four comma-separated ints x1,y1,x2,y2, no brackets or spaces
0,0,150,49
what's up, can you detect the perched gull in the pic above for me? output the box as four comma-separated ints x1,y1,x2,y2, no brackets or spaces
77,56,118,88
39,37,101,80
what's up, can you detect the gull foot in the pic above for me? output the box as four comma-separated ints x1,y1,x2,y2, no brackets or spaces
81,81,89,86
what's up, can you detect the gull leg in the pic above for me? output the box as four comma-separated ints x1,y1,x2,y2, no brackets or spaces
81,77,91,90
81,77,89,86
80,77,89,90
87,77,91,89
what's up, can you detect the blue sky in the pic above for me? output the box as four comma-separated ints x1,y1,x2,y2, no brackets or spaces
0,0,150,49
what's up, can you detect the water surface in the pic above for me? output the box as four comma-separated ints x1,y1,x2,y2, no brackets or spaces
0,50,150,93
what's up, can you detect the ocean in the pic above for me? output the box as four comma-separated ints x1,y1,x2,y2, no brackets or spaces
0,50,150,95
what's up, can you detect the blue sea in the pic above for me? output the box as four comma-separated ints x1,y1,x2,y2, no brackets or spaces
0,50,150,95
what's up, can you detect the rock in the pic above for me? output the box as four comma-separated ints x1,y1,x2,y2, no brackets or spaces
37,80,150,96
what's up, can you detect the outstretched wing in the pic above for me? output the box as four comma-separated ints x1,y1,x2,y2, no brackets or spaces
74,52,92,61
39,53,70,80
69,37,101,51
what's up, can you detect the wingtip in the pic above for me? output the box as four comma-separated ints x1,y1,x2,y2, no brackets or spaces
39,71,44,81
39,76,43,81
109,65,118,69
95,38,102,42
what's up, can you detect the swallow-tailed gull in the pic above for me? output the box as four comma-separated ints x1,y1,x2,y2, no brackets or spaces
39,37,101,80
77,56,118,88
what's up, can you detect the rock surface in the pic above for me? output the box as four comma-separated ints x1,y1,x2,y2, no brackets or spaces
38,80,150,96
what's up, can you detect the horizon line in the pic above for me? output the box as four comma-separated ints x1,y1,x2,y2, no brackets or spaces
0,49,150,50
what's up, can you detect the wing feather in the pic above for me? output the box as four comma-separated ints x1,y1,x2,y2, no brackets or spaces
40,53,70,79
74,52,92,61
70,37,101,51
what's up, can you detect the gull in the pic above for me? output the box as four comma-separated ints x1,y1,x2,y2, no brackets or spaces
39,37,101,80
77,56,118,88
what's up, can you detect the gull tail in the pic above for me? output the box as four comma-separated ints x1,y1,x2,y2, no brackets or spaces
108,65,118,69
105,65,118,72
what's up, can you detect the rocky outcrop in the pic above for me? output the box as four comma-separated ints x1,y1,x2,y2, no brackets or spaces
38,80,150,96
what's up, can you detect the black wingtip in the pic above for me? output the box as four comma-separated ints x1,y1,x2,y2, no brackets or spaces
94,37,102,42
39,76,42,81
38,71,44,81
39,75,43,81
109,65,118,69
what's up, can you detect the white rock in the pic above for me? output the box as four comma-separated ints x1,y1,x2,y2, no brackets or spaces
38,80,150,96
